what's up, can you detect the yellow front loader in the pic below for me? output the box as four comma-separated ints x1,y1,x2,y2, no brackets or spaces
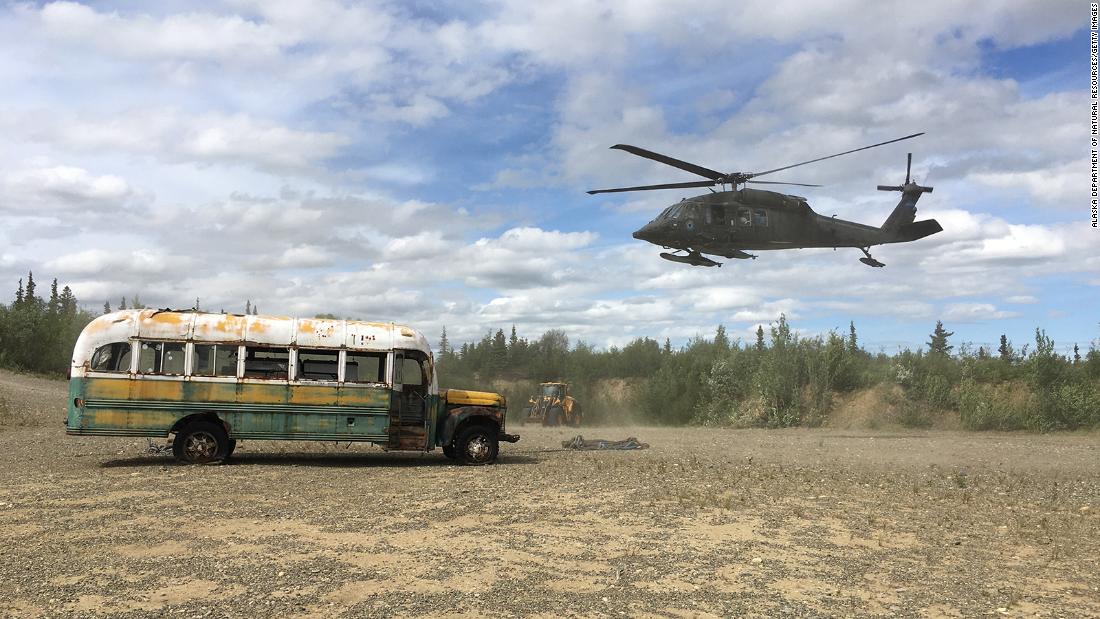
521,382,582,427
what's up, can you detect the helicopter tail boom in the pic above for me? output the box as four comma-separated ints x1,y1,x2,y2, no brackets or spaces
891,219,943,242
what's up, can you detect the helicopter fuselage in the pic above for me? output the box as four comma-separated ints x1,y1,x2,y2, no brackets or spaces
632,187,897,257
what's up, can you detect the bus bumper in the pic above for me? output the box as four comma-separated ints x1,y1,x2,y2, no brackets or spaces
498,432,520,443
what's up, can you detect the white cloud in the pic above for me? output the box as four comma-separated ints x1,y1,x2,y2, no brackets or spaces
5,109,349,173
0,165,144,212
43,248,189,277
0,1,1092,352
942,302,1018,322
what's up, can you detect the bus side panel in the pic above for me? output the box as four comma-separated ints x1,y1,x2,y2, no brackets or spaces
75,378,392,441
337,385,391,439
78,376,179,436
66,377,85,431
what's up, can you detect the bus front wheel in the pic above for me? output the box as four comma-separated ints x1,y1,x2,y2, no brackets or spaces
173,421,230,464
455,425,499,465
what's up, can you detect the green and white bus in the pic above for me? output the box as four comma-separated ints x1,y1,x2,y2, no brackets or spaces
66,309,517,464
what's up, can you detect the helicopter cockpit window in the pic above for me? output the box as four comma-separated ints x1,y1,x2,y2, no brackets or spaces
753,209,769,227
669,205,684,219
657,207,673,220
738,207,752,226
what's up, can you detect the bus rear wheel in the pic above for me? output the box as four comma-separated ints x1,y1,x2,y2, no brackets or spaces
173,421,230,464
455,424,498,465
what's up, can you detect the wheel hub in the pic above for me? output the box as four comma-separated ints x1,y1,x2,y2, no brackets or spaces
185,432,218,460
466,436,490,461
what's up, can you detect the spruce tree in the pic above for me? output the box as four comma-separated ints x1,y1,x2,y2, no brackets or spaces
439,326,450,357
60,286,76,315
848,321,858,354
103,300,111,314
998,334,1013,362
48,279,60,316
714,324,729,351
928,320,954,356
25,272,36,305
755,325,765,351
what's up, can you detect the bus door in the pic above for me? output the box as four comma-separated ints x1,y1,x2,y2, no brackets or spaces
388,350,430,450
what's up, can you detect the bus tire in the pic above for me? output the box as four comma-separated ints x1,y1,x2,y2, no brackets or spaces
455,424,498,465
172,421,230,464
226,439,237,458
442,444,457,459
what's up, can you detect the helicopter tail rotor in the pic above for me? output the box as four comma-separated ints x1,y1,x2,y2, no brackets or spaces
877,153,933,194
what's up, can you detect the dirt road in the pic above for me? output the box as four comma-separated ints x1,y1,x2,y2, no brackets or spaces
1,371,1098,617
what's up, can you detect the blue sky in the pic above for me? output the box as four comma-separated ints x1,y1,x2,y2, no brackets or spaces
0,1,1093,354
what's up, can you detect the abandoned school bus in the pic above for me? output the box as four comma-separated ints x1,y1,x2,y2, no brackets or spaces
66,309,518,464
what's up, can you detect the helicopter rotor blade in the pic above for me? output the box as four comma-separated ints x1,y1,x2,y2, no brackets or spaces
610,144,725,181
906,152,912,184
587,180,718,195
745,180,822,188
747,132,925,180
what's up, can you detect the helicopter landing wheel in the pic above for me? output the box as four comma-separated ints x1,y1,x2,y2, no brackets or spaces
859,247,885,268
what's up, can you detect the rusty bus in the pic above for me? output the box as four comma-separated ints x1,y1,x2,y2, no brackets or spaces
66,309,518,464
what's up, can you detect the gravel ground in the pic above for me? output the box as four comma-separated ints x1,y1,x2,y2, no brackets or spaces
1,370,1099,618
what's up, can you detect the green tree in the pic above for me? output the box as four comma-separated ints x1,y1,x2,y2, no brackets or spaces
438,326,450,358
714,324,729,351
998,334,1014,362
928,321,954,357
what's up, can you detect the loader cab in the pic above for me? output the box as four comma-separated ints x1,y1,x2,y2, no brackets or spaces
541,383,566,398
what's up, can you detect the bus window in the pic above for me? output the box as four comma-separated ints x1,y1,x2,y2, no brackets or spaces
194,344,238,377
138,342,161,373
297,349,339,381
162,343,185,375
345,352,385,383
90,342,131,373
397,357,425,386
138,341,185,375
243,346,289,380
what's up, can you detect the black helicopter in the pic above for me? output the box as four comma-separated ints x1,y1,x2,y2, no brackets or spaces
588,133,941,267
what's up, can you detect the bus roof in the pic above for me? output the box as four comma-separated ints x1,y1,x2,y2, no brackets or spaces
72,309,432,366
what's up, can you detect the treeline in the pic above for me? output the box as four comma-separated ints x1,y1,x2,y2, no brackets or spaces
438,318,1100,431
0,273,98,374
2,273,1097,431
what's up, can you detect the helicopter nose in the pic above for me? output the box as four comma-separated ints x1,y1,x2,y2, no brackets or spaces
633,221,658,242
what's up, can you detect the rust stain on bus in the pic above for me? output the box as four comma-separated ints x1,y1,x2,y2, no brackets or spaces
147,312,185,325
289,385,337,405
